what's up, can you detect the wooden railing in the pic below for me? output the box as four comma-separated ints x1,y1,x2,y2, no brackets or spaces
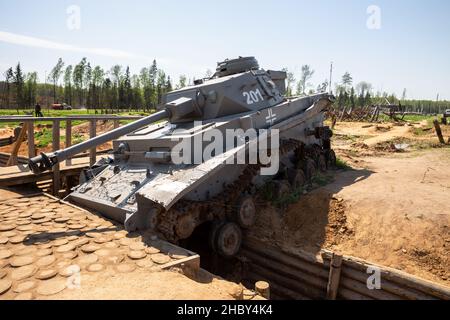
0,115,144,194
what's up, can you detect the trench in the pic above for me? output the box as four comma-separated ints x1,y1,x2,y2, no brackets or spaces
179,221,305,299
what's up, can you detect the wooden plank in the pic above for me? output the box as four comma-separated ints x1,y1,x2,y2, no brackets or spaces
52,120,61,196
7,124,27,166
326,253,342,300
27,121,35,158
89,120,97,167
65,120,72,166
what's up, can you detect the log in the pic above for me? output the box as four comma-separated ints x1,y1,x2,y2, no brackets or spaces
255,281,270,299
7,124,27,166
27,121,35,158
433,119,446,144
326,253,342,300
321,251,450,299
52,120,61,195
89,120,97,167
245,237,328,270
243,240,329,279
339,276,402,300
340,267,435,300
65,120,72,166
249,263,325,299
242,249,328,292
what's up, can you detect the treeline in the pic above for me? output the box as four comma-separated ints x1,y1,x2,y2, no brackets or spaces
1,59,449,114
0,58,189,111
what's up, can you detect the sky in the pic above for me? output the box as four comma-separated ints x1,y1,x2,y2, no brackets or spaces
0,0,449,100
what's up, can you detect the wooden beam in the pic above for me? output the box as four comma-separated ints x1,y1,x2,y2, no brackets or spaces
27,121,35,158
433,119,446,144
326,253,343,300
89,120,97,167
65,120,72,166
52,120,61,196
7,124,27,166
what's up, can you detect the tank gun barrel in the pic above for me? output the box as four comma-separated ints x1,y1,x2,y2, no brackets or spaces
28,110,169,174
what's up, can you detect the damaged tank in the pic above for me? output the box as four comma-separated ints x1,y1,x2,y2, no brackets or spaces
29,57,335,257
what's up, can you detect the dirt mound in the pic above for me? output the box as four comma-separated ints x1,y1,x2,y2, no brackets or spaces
249,191,353,254
249,145,450,286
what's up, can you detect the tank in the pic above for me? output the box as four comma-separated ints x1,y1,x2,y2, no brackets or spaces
29,57,335,257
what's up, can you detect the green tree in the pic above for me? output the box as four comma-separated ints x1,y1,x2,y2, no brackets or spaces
131,74,143,110
91,66,105,108
110,65,123,110
297,65,315,95
282,68,295,97
149,60,158,107
24,72,38,107
156,69,166,105
176,75,187,89
342,72,353,91
64,65,73,106
73,58,87,107
48,58,65,103
3,68,14,108
123,66,132,109
14,63,25,111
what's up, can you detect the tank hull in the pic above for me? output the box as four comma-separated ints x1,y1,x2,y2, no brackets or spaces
68,93,333,238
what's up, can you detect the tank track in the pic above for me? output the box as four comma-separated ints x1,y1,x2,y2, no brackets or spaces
157,139,336,243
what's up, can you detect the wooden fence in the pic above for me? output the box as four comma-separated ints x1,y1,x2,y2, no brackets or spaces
241,237,450,300
0,115,144,194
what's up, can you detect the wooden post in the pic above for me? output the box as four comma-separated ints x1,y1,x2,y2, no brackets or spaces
89,120,97,167
255,281,270,299
52,120,61,196
113,119,120,129
326,253,343,300
7,124,27,166
65,120,72,166
433,119,446,144
27,121,35,158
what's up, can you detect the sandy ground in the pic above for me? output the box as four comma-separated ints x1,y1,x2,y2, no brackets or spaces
249,120,450,286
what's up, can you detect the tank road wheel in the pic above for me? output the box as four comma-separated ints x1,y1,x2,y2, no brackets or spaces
317,154,327,173
288,169,306,189
215,222,242,258
233,196,256,229
273,180,291,199
326,149,337,169
304,157,317,181
175,215,196,240
209,221,224,252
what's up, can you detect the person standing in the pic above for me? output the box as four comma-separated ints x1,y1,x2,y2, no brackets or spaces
35,103,43,117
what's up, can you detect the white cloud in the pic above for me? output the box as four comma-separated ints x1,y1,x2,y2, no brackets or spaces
0,31,153,61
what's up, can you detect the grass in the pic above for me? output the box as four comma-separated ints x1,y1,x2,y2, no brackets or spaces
336,157,351,170
260,172,335,208
0,108,153,128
